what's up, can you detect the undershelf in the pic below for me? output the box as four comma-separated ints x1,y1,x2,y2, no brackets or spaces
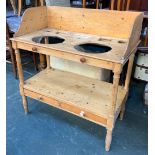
24,69,127,121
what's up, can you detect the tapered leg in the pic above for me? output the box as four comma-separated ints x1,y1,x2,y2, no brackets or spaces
10,0,17,15
35,0,38,6
6,23,18,78
105,65,121,151
22,95,28,114
15,49,28,113
120,54,134,120
39,54,46,70
10,49,18,79
32,53,38,71
40,0,44,6
119,105,125,120
105,129,112,151
46,55,50,69
119,93,128,120
126,0,131,10
82,0,86,8
96,0,99,9
110,0,115,10
18,0,22,16
45,36,50,69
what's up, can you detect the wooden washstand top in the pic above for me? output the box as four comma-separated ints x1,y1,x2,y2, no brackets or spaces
11,6,143,65
13,28,131,63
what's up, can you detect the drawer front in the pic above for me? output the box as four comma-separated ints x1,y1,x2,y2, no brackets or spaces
16,42,114,70
24,89,107,126
134,65,148,81
136,52,148,67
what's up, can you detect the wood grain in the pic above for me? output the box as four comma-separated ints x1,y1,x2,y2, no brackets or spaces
47,6,142,40
15,7,47,37
24,69,126,118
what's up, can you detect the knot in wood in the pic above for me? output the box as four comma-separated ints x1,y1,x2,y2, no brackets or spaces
32,47,37,52
80,57,86,63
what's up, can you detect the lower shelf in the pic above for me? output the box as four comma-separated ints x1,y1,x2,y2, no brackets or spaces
24,69,127,126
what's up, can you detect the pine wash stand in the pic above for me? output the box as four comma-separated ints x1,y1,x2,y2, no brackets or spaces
11,6,143,151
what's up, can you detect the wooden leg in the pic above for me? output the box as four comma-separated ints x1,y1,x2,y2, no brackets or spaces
122,0,125,10
40,0,44,6
46,55,50,69
11,49,18,79
32,53,38,71
119,93,128,120
82,0,86,8
105,129,112,151
22,95,28,114
117,0,121,10
105,66,121,151
10,0,17,14
126,0,131,10
120,54,135,120
18,0,22,16
124,54,134,90
45,36,50,69
15,49,28,114
35,0,38,6
6,23,18,78
39,54,46,70
110,0,115,10
96,0,99,9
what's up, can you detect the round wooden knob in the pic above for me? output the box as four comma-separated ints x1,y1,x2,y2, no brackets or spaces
80,57,86,63
32,47,37,51
80,111,85,117
37,95,42,100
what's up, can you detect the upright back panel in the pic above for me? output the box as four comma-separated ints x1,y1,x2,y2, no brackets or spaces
47,6,142,39
47,6,143,57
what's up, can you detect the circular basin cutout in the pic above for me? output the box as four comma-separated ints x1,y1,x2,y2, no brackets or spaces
74,43,111,54
32,36,65,44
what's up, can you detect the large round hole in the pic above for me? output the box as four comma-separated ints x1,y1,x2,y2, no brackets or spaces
74,43,111,54
32,36,65,44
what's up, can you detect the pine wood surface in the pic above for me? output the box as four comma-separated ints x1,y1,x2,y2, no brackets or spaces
24,69,126,118
12,28,128,63
15,6,143,57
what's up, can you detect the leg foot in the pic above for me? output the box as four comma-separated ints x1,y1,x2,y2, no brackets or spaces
105,129,112,151
119,106,125,120
22,96,28,114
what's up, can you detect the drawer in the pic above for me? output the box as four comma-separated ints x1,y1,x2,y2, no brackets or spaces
16,42,114,69
24,89,107,126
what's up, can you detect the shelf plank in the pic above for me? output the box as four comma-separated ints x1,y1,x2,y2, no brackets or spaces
24,69,126,118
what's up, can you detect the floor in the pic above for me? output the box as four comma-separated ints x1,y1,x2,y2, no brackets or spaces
6,8,148,155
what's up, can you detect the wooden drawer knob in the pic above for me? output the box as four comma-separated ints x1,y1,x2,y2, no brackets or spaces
80,111,85,117
32,47,37,52
80,57,86,63
37,95,43,100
